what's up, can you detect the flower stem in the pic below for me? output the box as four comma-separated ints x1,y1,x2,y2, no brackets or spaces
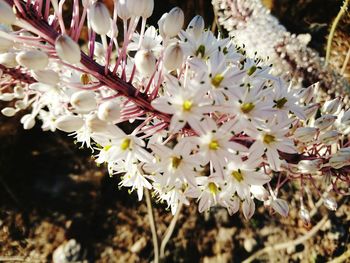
145,189,159,263
160,202,183,260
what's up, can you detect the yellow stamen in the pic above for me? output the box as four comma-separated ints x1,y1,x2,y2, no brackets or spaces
208,182,218,194
263,134,275,144
211,74,224,88
240,102,255,114
103,145,112,151
196,44,206,58
275,97,288,109
247,65,257,76
121,138,131,150
209,139,220,150
231,170,244,182
80,73,90,85
171,156,182,169
182,100,193,111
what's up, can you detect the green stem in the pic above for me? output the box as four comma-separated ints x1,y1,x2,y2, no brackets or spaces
325,0,349,66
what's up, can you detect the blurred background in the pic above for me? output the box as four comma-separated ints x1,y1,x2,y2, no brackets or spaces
0,0,349,262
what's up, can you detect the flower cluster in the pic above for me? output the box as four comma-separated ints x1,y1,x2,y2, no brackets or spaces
212,0,350,103
0,0,349,221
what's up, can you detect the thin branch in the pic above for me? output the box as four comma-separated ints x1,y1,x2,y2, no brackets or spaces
160,202,183,259
243,216,329,263
325,0,349,65
145,189,159,263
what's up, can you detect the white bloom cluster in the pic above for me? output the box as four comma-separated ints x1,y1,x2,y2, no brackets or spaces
0,0,349,219
212,0,350,103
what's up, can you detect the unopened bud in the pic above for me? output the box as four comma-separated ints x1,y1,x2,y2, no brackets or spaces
323,196,337,211
16,50,48,70
0,52,18,68
89,2,111,35
314,115,337,130
187,15,204,39
163,42,184,71
55,34,81,64
135,49,156,77
271,198,289,217
250,185,269,201
340,109,350,125
97,101,121,123
32,70,60,85
117,0,131,20
86,114,107,132
70,90,97,112
298,82,319,104
1,107,16,117
56,115,84,132
15,100,26,110
162,7,184,38
294,127,317,142
14,86,24,98
297,159,323,173
126,0,142,17
142,0,154,18
319,130,340,145
0,1,16,25
21,114,36,130
0,93,14,101
303,103,319,119
322,98,341,115
299,207,311,225
0,37,13,53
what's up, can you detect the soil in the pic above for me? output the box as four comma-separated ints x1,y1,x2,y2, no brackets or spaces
1,1,350,262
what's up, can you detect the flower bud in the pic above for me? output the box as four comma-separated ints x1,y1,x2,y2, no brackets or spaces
328,155,350,169
0,93,14,101
86,114,107,132
321,98,341,115
56,115,84,132
142,0,154,18
0,37,13,53
1,107,16,117
32,70,60,85
21,114,36,130
0,52,18,68
158,13,167,39
323,196,337,211
314,114,337,130
271,198,289,217
0,1,16,25
297,159,323,173
89,2,111,35
299,207,311,225
162,7,184,38
117,0,131,20
15,100,26,110
127,0,145,17
163,42,184,71
187,15,204,39
70,90,97,112
14,86,24,98
340,109,350,125
298,82,318,104
242,198,255,220
135,49,156,77
319,130,340,145
29,82,55,92
250,185,269,201
97,100,121,123
55,34,81,64
16,50,49,70
294,127,318,142
302,103,319,119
